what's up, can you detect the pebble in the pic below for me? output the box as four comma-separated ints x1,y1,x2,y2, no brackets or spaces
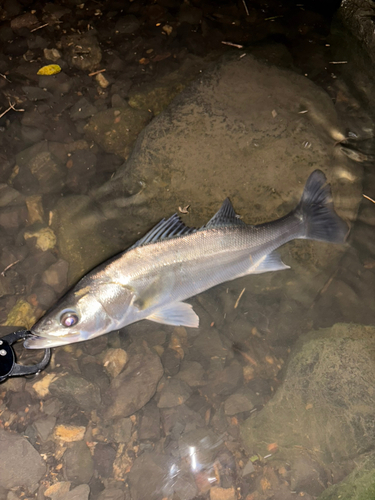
10,13,39,31
224,387,255,415
69,97,98,122
38,73,73,95
161,347,181,376
104,351,163,419
103,348,128,378
112,417,132,444
115,15,141,34
53,424,86,443
0,184,23,207
0,205,27,232
5,299,36,330
61,484,90,500
210,486,236,500
96,488,125,500
176,360,206,387
44,481,71,500
63,442,94,484
157,378,192,408
139,403,161,441
94,443,117,477
49,374,101,411
202,361,243,400
24,227,57,252
22,86,54,101
61,34,102,71
33,416,56,442
42,259,69,293
0,429,46,489
44,48,62,62
96,73,110,89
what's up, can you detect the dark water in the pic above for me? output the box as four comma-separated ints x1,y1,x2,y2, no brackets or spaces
0,1,374,499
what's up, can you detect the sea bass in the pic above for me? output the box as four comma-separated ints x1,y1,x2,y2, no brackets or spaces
24,170,348,349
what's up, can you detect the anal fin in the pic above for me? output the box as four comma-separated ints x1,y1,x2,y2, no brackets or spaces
251,252,290,275
146,302,199,328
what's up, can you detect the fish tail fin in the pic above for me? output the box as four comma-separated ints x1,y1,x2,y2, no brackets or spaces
294,170,349,243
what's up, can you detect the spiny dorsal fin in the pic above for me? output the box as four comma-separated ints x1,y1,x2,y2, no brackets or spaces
204,198,246,228
130,214,196,249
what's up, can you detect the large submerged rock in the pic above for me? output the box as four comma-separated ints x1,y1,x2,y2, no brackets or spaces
241,323,375,495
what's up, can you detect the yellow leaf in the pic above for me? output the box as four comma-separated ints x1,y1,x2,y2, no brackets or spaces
37,64,62,76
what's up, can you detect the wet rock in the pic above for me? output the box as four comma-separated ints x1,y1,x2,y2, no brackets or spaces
104,350,163,419
24,227,57,251
63,441,94,484
210,487,236,500
317,451,375,500
61,484,90,500
139,403,161,441
44,481,71,500
69,97,98,122
0,205,27,232
161,404,205,436
61,34,102,71
112,417,132,444
44,48,62,62
4,299,36,330
161,347,181,376
0,184,23,207
66,150,97,193
103,348,128,378
25,195,44,224
22,86,54,101
224,387,255,416
5,390,33,412
11,13,39,32
42,259,69,293
53,424,86,443
33,285,57,309
0,429,46,489
241,324,375,490
0,276,15,297
176,360,206,387
42,397,63,417
202,361,243,400
49,373,101,411
84,107,151,159
178,4,202,24
191,329,229,359
96,488,125,500
115,15,141,34
93,443,117,478
16,251,57,280
158,378,192,408
15,142,66,194
21,125,45,144
80,360,110,393
38,73,73,95
33,416,56,442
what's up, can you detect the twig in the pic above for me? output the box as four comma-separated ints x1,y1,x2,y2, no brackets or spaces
1,260,20,276
221,41,243,49
88,69,106,77
363,194,375,204
0,73,11,82
329,61,348,64
0,100,25,119
31,23,49,32
234,287,246,309
242,0,250,16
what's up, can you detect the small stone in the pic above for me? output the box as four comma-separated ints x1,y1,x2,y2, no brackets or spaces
0,184,23,207
42,397,63,417
103,348,128,378
69,97,98,122
157,378,192,408
139,403,161,441
5,299,36,330
0,205,28,232
44,48,62,62
38,73,73,95
42,259,69,293
24,227,56,251
93,443,117,477
112,418,132,444
0,276,15,298
61,34,102,71
22,125,45,144
44,481,71,500
25,195,44,224
22,86,53,101
11,13,39,31
54,425,86,443
241,459,255,477
96,488,125,500
33,373,59,398
202,361,243,399
210,486,236,500
49,374,101,411
115,15,140,34
96,73,110,89
61,484,90,500
161,348,181,376
176,360,206,387
33,416,56,442
63,442,94,484
224,388,255,416
0,429,46,489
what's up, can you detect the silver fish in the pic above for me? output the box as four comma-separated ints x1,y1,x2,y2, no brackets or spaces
24,170,348,349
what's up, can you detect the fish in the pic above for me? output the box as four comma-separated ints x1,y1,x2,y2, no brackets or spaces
24,170,348,349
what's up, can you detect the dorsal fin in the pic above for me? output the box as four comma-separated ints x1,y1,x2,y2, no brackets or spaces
130,214,196,249
204,198,246,228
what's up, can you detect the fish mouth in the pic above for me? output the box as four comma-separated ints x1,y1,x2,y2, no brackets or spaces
24,333,79,349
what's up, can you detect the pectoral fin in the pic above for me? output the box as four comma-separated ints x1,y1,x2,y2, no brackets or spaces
146,302,199,327
251,252,290,274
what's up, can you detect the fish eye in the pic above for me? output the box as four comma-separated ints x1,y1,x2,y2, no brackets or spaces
60,311,79,328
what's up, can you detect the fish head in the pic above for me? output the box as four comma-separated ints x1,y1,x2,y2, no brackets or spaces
24,280,135,349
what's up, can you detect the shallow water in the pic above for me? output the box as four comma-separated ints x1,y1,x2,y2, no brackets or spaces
0,1,375,499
